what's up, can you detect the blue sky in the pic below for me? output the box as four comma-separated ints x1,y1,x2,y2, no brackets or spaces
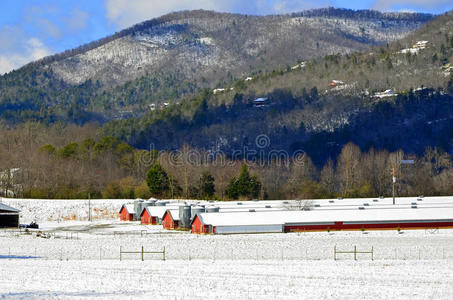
0,0,452,74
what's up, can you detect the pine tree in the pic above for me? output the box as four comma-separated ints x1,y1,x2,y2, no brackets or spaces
226,164,262,199
146,163,170,197
198,171,215,199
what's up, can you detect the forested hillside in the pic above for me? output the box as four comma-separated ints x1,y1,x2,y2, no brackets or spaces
102,11,453,165
0,8,432,124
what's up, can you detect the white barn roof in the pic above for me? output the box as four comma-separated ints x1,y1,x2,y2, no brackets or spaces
144,205,183,218
197,206,453,227
119,204,135,214
164,209,181,221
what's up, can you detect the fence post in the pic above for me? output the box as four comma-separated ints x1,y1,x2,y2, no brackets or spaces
354,245,357,261
120,246,122,261
371,246,374,261
141,246,144,261
100,247,102,261
163,247,166,261
334,245,336,261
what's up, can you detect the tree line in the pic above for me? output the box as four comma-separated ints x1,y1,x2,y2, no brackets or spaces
1,123,452,200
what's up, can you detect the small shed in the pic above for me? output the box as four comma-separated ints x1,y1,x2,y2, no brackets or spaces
119,204,136,221
162,209,180,230
140,207,159,225
0,203,20,228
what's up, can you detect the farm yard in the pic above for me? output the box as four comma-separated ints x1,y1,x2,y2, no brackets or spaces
1,198,453,299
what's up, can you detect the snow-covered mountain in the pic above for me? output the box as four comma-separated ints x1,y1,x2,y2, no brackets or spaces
42,8,433,86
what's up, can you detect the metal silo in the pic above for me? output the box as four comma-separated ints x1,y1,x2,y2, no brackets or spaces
134,199,144,216
179,205,192,228
141,200,155,215
191,206,206,220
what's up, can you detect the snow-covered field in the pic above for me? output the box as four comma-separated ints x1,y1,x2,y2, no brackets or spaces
1,199,453,299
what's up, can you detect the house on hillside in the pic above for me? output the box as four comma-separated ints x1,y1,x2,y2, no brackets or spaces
253,97,269,107
374,89,397,98
213,88,226,94
329,80,344,87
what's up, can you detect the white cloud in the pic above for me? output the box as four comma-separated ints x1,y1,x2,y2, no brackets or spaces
0,26,52,75
36,18,62,39
373,0,452,12
271,0,329,14
66,8,89,31
105,0,228,29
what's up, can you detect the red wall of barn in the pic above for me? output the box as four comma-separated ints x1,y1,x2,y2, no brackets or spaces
119,208,133,221
162,212,178,229
192,216,202,233
191,216,210,234
284,221,453,232
141,210,150,225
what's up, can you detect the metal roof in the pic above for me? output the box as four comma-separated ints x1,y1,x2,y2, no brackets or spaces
142,205,184,218
163,209,180,221
119,204,135,214
195,206,453,227
0,202,20,213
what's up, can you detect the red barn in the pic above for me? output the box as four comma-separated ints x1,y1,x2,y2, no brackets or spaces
140,207,159,225
119,204,135,221
191,214,211,234
162,210,179,230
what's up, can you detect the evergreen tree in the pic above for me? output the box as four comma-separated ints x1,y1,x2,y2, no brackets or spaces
226,164,262,199
198,171,216,199
146,163,170,197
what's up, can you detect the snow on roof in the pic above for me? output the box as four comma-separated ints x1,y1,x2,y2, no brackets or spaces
0,202,20,213
119,204,135,214
145,205,183,218
308,196,453,208
163,209,180,221
197,206,453,227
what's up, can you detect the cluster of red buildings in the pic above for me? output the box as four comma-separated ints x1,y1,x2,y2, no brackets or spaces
119,197,453,235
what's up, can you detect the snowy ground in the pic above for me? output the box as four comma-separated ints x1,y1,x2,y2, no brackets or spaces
1,199,453,299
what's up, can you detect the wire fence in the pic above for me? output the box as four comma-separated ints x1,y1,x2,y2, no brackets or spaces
2,228,453,261
1,243,453,261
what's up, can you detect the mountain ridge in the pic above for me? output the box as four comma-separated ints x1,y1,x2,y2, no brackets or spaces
0,8,434,125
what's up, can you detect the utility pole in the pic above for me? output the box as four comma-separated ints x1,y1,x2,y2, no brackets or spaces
88,193,91,222
392,166,397,205
392,160,414,205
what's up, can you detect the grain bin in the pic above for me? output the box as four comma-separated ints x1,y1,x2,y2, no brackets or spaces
134,199,145,216
142,200,155,214
179,205,192,228
191,206,205,220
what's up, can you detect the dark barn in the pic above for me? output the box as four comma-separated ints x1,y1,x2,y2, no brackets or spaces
0,203,20,228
